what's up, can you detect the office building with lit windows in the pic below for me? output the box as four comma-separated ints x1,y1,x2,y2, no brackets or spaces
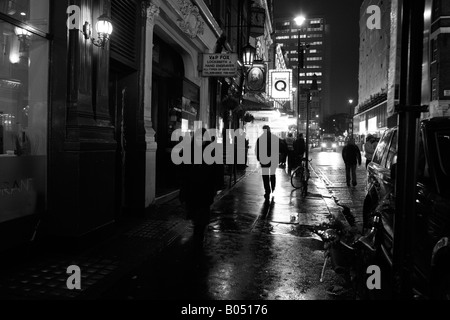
273,16,331,132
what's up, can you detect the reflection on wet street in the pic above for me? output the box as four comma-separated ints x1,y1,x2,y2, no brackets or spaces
101,149,356,300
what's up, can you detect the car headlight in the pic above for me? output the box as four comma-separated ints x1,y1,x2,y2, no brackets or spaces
332,143,337,148
321,143,326,148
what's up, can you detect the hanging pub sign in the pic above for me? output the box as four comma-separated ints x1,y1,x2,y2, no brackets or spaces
268,69,292,100
201,53,238,77
246,64,266,93
250,6,266,38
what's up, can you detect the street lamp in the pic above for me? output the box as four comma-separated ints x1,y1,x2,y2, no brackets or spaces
294,15,306,139
348,99,354,138
82,13,114,48
242,43,256,67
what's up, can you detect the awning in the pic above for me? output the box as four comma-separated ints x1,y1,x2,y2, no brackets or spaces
241,93,273,110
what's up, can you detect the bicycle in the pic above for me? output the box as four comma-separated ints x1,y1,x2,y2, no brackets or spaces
290,157,311,196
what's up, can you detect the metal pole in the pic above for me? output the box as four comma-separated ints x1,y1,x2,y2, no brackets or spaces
306,87,309,163
297,29,301,139
392,0,426,299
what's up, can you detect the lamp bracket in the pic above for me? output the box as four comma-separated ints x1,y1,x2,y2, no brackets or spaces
82,21,91,40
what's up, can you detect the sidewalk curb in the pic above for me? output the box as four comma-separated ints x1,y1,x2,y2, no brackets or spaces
309,165,354,231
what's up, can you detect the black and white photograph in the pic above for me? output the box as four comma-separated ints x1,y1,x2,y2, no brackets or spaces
0,0,449,310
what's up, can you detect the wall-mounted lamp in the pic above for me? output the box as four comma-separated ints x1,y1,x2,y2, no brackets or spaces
242,43,256,67
82,13,113,48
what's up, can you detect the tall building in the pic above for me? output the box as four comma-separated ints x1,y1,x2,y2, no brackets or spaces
354,0,391,138
423,0,450,119
273,16,331,128
355,0,450,142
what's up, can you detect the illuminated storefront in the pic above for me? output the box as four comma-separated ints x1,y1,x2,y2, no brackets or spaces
0,0,49,249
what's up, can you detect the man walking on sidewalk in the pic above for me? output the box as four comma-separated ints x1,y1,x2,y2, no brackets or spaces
342,137,362,187
256,125,280,200
180,128,220,251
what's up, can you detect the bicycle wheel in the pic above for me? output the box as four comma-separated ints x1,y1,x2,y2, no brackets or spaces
291,166,304,189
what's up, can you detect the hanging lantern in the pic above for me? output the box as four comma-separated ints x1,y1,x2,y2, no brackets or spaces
242,43,256,67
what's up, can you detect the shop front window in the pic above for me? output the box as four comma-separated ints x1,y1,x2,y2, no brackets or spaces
0,15,49,223
0,0,49,32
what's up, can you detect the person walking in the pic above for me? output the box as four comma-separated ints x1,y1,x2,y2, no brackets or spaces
256,125,280,200
363,134,377,168
279,137,288,167
285,132,295,171
342,137,362,187
294,133,306,168
179,128,219,251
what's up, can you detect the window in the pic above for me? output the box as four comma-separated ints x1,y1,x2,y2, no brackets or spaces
0,0,49,33
436,132,450,192
0,4,49,223
417,133,429,183
431,39,437,62
372,129,393,165
307,57,322,61
308,34,322,38
276,36,289,40
432,78,438,101
306,65,321,69
385,130,397,169
310,49,317,53
310,41,323,46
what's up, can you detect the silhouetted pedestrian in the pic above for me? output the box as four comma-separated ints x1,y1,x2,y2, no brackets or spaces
179,128,219,251
256,125,280,200
285,132,295,170
342,137,362,187
294,133,306,168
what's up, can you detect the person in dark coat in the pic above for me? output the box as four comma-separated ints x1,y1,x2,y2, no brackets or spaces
294,133,306,168
342,137,362,187
179,128,219,250
285,132,295,171
279,138,288,167
256,125,280,200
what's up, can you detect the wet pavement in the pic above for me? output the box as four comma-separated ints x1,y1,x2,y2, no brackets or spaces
0,148,368,301
101,161,349,300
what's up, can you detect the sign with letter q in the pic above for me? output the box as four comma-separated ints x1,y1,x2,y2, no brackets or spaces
269,70,292,100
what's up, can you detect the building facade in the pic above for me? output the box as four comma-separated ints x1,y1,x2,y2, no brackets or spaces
354,0,391,139
0,0,274,251
355,0,450,141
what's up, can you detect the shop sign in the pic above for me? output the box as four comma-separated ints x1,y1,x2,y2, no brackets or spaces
0,156,45,224
201,54,238,77
269,70,292,100
250,6,265,38
246,65,266,93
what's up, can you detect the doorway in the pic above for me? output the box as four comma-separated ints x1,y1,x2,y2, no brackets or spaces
109,63,129,218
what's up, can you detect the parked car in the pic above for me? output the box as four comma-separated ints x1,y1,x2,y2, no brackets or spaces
362,117,450,299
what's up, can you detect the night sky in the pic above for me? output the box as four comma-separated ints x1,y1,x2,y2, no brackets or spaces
273,0,362,115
